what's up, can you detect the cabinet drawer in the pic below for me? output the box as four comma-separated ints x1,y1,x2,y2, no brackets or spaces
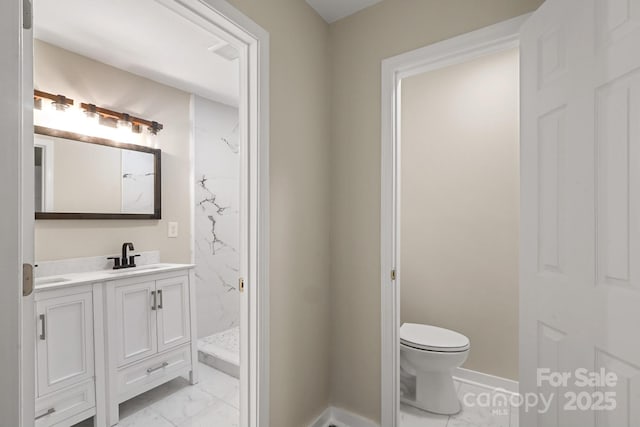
116,344,191,403
35,380,95,427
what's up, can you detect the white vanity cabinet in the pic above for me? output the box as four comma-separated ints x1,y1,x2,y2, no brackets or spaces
33,264,196,427
105,269,197,425
34,285,105,427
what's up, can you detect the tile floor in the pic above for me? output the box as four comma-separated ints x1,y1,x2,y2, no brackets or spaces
73,362,239,427
401,380,519,427
73,366,514,427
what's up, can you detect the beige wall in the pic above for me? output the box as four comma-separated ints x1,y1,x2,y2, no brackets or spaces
220,1,333,426
329,0,543,421
400,48,519,380
34,40,192,263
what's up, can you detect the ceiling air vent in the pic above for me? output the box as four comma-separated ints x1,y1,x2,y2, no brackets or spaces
208,42,239,61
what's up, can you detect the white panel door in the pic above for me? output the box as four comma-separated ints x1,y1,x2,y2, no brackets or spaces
114,281,157,367
0,0,34,425
521,1,640,426
156,276,191,352
36,292,94,397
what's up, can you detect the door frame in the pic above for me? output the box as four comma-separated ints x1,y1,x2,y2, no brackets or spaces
149,1,271,426
3,0,270,425
157,1,270,426
379,14,528,426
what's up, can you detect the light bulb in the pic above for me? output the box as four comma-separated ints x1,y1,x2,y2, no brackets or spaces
147,121,161,148
117,119,132,130
84,104,100,122
146,131,159,149
51,95,70,111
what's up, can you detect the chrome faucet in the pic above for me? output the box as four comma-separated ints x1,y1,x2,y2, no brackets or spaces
108,242,140,270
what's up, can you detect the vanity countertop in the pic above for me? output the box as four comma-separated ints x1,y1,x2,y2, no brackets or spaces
35,263,195,292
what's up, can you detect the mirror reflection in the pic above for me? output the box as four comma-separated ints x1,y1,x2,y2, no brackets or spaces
34,127,161,219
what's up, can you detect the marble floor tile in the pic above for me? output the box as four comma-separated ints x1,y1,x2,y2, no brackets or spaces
116,407,174,427
149,383,219,426
448,382,511,427
72,362,240,427
399,380,519,427
400,403,448,427
197,363,240,408
176,399,239,427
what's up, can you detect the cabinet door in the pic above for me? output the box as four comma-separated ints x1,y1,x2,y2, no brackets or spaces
114,281,157,367
156,276,191,352
36,292,94,397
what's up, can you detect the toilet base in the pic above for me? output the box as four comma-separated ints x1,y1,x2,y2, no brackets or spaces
401,369,461,416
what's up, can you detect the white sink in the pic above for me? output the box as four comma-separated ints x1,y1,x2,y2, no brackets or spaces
36,277,72,285
106,264,168,274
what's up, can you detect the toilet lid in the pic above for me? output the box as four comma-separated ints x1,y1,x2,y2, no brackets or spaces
400,323,470,352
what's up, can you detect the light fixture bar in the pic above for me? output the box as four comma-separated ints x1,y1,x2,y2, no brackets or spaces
34,89,74,107
80,102,164,133
32,90,163,134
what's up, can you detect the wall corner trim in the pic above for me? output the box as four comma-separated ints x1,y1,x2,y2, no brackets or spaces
308,406,380,427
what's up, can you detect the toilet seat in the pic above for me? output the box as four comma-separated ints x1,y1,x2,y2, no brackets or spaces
400,323,470,353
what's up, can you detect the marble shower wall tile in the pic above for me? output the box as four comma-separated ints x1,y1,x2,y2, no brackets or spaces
193,96,240,338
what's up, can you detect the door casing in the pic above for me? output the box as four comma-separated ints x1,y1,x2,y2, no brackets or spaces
0,0,270,426
155,1,271,425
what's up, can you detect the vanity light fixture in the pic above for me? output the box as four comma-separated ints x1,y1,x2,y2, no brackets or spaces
34,89,74,111
34,89,164,139
78,102,164,136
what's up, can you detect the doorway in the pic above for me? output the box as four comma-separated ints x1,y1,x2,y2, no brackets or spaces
380,15,527,427
383,1,640,425
0,0,269,426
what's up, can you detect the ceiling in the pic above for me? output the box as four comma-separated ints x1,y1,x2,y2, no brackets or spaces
306,0,383,23
33,0,240,106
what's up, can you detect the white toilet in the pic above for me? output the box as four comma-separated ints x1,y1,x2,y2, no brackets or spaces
400,323,470,415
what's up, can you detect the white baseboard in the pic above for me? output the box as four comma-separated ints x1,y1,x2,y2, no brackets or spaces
453,367,519,394
308,407,380,427
308,370,517,427
308,407,333,427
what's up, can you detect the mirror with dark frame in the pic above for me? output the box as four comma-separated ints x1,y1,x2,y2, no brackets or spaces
34,126,161,220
